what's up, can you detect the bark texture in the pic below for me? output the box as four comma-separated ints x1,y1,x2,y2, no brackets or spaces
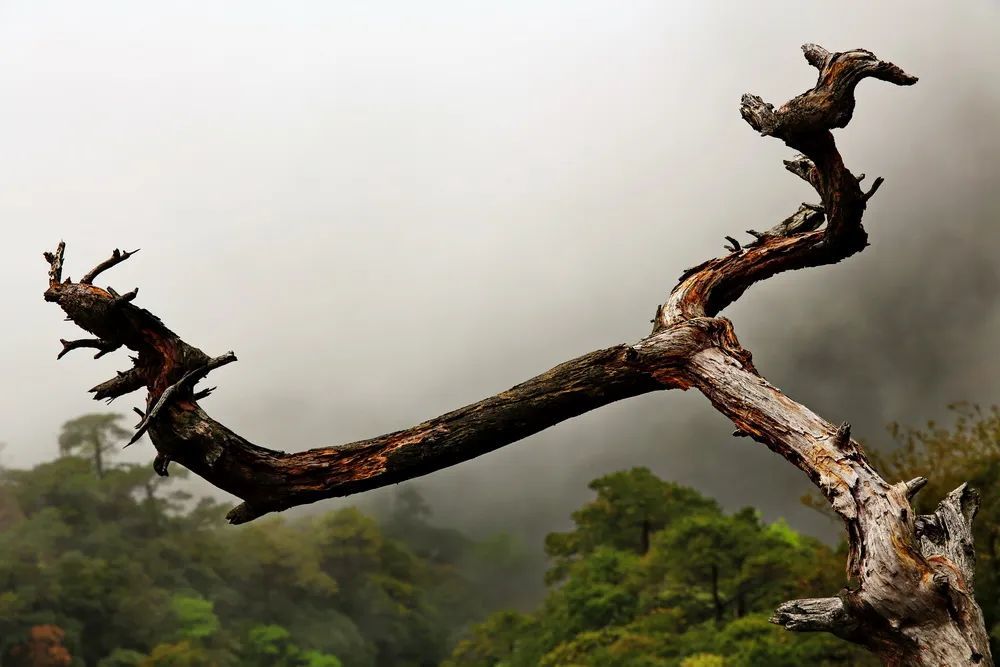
43,44,992,665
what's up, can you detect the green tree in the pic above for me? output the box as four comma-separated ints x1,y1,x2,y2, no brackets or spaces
544,468,718,583
241,625,342,667
448,469,875,667
443,611,534,667
57,413,130,478
0,418,521,667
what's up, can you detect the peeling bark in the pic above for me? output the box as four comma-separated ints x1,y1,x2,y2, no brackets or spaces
42,44,992,664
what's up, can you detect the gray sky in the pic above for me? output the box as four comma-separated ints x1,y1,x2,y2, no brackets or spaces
2,1,998,541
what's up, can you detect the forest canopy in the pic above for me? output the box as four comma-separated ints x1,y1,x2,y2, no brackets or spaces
1,405,997,666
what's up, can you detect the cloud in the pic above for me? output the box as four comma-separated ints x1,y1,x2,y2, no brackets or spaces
2,1,997,543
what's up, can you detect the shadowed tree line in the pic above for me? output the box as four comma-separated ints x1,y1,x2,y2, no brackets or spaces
1,405,997,666
0,414,538,667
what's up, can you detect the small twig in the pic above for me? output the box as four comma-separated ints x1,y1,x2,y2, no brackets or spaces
57,338,121,360
723,235,742,253
81,248,140,285
862,176,885,202
89,367,146,402
108,287,139,307
192,386,217,401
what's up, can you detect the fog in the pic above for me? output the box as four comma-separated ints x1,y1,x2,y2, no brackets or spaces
1,1,998,543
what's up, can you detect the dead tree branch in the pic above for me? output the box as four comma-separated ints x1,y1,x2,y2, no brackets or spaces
41,44,991,665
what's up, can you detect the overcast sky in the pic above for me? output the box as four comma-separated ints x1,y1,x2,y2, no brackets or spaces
1,1,998,541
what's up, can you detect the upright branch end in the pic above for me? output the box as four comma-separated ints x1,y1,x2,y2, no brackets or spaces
43,241,66,285
81,248,141,285
833,422,852,450
916,483,981,584
863,176,885,202
801,43,832,70
904,476,929,499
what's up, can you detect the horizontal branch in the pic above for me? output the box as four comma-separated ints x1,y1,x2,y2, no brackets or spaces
43,241,739,521
771,597,857,636
152,321,721,524
89,367,146,402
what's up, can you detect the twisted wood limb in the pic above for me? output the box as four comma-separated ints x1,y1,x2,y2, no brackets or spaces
42,44,991,665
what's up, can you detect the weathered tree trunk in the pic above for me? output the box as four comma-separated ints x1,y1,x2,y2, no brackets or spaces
42,44,992,664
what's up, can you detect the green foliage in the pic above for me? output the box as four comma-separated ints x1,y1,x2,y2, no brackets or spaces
0,413,536,667
447,467,876,667
97,648,146,667
58,413,130,478
169,594,220,641
8,410,998,666
544,467,718,583
679,654,724,667
443,611,534,667
242,624,343,667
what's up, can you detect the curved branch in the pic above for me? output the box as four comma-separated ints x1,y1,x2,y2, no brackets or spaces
657,46,916,328
43,257,728,520
80,248,140,285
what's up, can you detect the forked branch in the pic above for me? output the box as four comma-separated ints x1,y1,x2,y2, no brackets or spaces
42,44,991,665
